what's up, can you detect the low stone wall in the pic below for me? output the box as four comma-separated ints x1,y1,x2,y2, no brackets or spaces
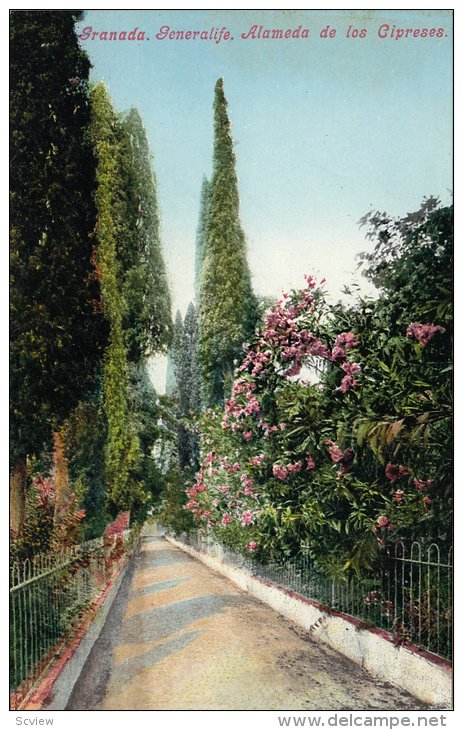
166,535,452,708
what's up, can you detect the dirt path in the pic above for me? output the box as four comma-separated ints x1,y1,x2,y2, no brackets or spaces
66,530,426,711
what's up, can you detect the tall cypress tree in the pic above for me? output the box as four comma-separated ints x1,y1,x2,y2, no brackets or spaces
198,78,257,406
89,83,142,514
87,92,172,517
167,306,200,468
194,176,211,304
9,11,106,533
183,303,201,416
121,108,172,360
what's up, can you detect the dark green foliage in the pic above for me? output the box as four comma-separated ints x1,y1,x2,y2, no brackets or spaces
9,11,106,466
127,362,160,455
165,351,177,398
194,176,211,303
120,109,172,360
88,87,173,518
168,306,200,469
65,391,110,540
198,79,257,406
89,83,142,514
169,310,184,400
10,13,173,539
358,196,452,296
158,465,196,535
190,200,452,575
183,304,201,415
10,483,55,561
127,361,168,519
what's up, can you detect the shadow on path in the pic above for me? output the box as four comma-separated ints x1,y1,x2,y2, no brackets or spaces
66,537,244,709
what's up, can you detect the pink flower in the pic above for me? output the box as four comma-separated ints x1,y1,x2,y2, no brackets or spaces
414,478,433,491
243,430,253,441
273,463,288,480
287,460,303,474
406,322,445,346
279,423,287,430
250,454,265,466
306,456,315,470
335,332,359,350
221,514,232,526
204,452,215,464
393,490,404,503
338,363,360,393
246,541,258,552
325,440,344,462
339,375,356,393
330,345,346,362
325,440,353,464
376,515,390,529
341,361,361,376
303,274,318,290
241,475,254,489
385,464,412,483
241,510,255,526
423,496,433,506
283,361,303,378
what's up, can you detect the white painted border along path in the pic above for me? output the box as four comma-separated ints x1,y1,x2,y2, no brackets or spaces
166,535,452,708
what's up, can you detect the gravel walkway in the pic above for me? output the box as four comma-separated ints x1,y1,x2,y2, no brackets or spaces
66,531,426,711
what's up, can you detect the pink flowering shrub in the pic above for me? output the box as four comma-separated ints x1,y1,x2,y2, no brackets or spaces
11,475,86,560
183,276,369,561
406,322,445,346
385,464,412,483
104,511,130,539
180,250,451,572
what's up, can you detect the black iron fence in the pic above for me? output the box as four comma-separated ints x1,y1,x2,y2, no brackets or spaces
178,531,452,661
10,529,138,707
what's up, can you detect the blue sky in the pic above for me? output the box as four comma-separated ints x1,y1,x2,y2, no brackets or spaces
76,8,452,389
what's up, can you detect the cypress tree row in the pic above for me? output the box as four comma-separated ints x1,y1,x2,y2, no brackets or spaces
9,11,106,534
62,99,173,528
198,78,257,406
89,84,142,514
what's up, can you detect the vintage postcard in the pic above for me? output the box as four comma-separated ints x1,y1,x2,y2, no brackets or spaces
9,5,453,723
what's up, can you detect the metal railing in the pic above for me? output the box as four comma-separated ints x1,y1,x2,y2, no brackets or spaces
10,529,137,705
179,532,452,661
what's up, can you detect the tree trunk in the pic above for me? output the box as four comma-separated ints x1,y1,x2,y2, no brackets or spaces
10,455,27,537
53,428,70,523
